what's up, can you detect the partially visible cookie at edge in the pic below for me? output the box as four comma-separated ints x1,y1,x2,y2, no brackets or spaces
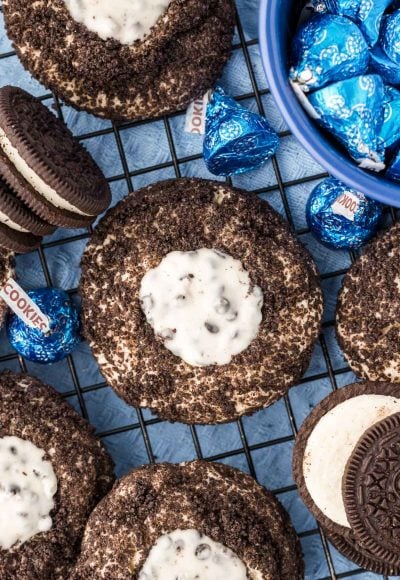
71,461,304,579
337,221,400,382
3,1,235,121
0,370,114,580
293,380,400,575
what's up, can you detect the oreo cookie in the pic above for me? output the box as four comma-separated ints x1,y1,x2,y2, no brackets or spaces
337,221,400,383
344,412,400,572
0,179,56,252
3,0,235,121
80,178,323,424
293,381,400,575
71,461,304,579
0,86,111,230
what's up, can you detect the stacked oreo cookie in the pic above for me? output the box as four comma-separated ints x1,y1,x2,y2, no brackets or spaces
0,86,111,253
294,381,400,575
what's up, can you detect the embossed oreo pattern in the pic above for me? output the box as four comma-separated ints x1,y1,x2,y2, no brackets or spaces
71,461,304,580
344,412,400,573
3,0,235,121
80,178,323,424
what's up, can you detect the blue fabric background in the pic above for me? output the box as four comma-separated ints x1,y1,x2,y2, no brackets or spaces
0,1,396,578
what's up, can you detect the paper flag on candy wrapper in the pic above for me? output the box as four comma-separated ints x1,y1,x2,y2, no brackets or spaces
290,14,369,92
308,75,386,171
5,286,81,364
203,87,279,177
306,177,382,250
0,278,50,333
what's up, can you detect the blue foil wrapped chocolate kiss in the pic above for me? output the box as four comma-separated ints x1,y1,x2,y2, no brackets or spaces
290,14,369,92
370,44,400,85
312,0,359,19
306,177,382,249
379,85,400,152
380,9,400,66
387,149,400,182
7,288,81,363
203,87,279,176
307,75,386,171
312,0,392,46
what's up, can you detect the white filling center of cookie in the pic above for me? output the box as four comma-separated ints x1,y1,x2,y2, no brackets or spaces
0,129,92,217
139,249,263,367
64,0,170,44
303,394,400,528
139,529,248,580
0,436,57,549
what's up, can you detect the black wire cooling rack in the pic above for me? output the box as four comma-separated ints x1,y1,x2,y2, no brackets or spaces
0,2,398,579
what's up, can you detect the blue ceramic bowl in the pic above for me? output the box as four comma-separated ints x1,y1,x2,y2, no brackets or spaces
259,0,400,207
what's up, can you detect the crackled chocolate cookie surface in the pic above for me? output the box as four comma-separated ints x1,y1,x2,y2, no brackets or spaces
3,0,235,121
80,178,323,424
0,371,114,580
337,221,400,383
71,461,304,579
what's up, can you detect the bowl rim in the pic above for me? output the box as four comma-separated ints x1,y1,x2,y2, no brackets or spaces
258,0,400,207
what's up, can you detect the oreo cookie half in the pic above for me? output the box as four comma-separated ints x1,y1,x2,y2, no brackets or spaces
343,412,400,574
0,86,111,228
293,381,400,574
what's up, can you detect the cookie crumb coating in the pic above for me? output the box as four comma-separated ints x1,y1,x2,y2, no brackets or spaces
80,178,323,424
71,461,304,580
0,370,114,580
337,221,400,383
3,0,235,121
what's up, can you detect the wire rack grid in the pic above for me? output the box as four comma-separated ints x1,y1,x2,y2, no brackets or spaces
0,1,398,579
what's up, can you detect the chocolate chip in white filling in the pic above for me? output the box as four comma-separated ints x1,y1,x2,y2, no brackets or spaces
0,435,57,550
139,248,264,367
138,529,248,580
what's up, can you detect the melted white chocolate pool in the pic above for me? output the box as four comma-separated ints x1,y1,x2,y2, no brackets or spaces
0,436,57,549
64,0,170,44
139,529,248,580
139,249,263,367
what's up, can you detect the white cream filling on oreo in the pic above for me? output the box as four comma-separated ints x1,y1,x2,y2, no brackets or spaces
139,249,263,367
303,394,400,528
0,209,29,233
139,529,248,580
64,0,170,45
0,129,92,217
0,436,57,549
